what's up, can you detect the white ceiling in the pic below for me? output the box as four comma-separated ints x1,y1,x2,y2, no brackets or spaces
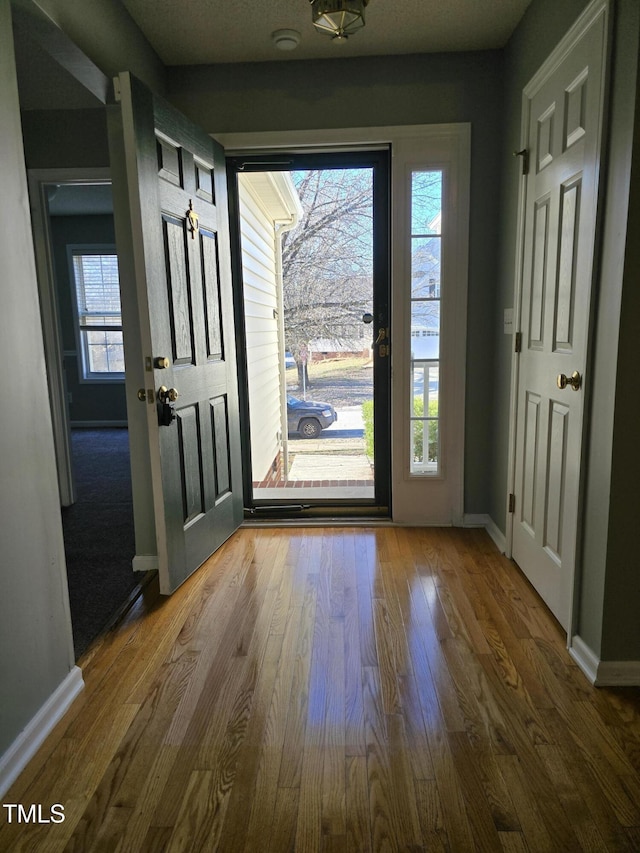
121,0,534,66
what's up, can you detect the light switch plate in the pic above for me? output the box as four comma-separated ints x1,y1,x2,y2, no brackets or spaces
504,308,514,335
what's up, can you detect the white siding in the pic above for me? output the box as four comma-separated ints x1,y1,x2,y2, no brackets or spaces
239,178,282,482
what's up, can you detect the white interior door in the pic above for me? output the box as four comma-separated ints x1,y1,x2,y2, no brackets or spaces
512,2,608,630
109,72,243,594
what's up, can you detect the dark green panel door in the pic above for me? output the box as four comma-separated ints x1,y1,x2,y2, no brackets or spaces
111,72,242,593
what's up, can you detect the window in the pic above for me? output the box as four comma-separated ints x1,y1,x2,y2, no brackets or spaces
70,247,124,380
410,170,442,474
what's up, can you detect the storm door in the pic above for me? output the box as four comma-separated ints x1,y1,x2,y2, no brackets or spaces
228,152,390,516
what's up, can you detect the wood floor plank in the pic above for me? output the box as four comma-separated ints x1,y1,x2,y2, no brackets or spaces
531,744,609,852
4,527,640,853
277,572,318,789
494,752,558,853
362,665,397,852
386,712,424,849
372,597,402,715
345,755,371,852
109,744,181,851
242,603,304,850
446,730,505,852
540,707,640,851
322,618,346,838
343,581,366,757
267,787,299,853
213,631,286,850
414,779,448,852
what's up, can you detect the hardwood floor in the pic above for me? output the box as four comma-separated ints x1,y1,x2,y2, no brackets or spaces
3,527,640,851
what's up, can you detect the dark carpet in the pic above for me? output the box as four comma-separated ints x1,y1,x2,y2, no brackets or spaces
62,428,140,659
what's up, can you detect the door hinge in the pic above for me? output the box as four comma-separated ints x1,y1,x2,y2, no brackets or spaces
508,493,516,513
515,331,522,353
113,76,122,103
514,148,529,176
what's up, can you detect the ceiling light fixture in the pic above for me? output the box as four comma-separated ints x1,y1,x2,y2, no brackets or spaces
309,0,370,41
272,29,302,51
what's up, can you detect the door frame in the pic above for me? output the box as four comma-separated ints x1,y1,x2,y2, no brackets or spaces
28,167,112,507
505,0,611,632
217,124,471,525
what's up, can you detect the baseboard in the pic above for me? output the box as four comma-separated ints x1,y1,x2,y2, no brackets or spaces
132,555,158,573
569,635,600,683
485,517,506,553
569,635,640,686
595,660,640,686
0,666,84,798
462,514,506,554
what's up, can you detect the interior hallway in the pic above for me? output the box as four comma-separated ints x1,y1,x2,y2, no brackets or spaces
3,527,640,851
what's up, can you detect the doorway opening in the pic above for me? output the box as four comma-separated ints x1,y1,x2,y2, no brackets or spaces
229,151,390,516
29,174,142,658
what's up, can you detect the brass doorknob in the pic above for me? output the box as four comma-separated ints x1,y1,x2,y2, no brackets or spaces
158,385,179,403
557,370,582,391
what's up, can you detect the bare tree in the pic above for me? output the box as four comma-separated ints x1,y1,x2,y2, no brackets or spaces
281,168,373,384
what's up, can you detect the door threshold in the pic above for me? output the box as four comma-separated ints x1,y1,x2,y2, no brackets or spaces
242,516,393,528
243,503,390,526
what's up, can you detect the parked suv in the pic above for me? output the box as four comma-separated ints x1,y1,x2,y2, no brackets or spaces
287,395,337,439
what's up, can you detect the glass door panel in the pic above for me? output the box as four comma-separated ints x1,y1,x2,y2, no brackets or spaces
409,170,442,476
231,152,390,510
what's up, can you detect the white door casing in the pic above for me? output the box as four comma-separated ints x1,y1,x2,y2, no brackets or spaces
28,168,112,508
109,72,243,594
510,1,609,631
216,125,470,525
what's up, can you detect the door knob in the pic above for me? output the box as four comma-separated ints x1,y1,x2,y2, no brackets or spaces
557,370,582,391
158,385,179,403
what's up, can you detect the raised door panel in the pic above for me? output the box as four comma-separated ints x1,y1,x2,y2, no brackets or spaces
200,228,223,361
528,197,551,350
211,395,231,500
162,214,194,365
176,404,204,526
553,176,582,353
543,400,570,563
521,391,541,535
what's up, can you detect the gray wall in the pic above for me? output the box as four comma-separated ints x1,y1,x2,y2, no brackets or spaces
0,0,75,758
167,50,507,516
22,0,165,96
21,108,110,168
